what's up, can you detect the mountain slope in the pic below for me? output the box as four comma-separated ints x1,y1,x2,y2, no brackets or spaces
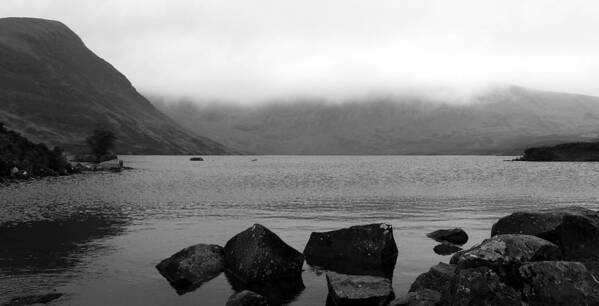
0,17,230,154
153,86,599,155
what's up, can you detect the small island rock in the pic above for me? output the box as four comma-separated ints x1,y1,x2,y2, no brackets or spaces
433,243,462,256
224,224,304,283
426,228,468,245
189,157,204,161
155,243,225,294
303,223,398,277
325,271,394,306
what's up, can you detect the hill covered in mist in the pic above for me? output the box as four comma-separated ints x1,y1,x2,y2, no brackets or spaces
153,86,599,155
0,17,230,155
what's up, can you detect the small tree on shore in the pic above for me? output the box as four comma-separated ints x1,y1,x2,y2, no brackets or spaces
86,129,116,158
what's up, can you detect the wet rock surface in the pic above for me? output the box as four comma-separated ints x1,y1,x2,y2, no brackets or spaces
426,228,468,245
518,261,599,305
449,234,561,283
325,271,394,306
155,243,225,294
389,289,441,306
409,262,456,300
226,290,269,306
225,271,305,306
450,266,522,306
224,224,304,283
304,223,398,277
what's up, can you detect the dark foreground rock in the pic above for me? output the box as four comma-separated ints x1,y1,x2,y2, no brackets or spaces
491,206,599,273
326,272,394,306
304,223,398,277
155,243,224,294
389,289,441,306
224,224,304,283
519,261,599,305
426,228,468,245
433,243,461,256
450,234,561,284
226,290,269,306
3,293,63,305
451,266,522,305
409,262,456,299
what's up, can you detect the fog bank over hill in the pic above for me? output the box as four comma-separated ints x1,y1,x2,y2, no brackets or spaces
152,86,599,155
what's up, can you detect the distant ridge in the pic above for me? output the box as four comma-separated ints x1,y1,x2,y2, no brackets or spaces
0,17,231,154
153,86,599,155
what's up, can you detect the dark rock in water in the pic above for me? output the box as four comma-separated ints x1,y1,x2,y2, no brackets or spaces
4,293,63,305
303,223,398,277
409,262,456,301
433,243,462,256
190,157,204,161
325,272,394,306
450,234,561,284
224,224,304,283
155,243,224,294
450,266,522,306
519,261,599,305
491,206,599,270
225,271,304,306
426,228,468,245
389,289,441,306
226,290,269,306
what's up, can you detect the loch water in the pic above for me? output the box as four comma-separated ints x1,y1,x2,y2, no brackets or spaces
2,155,599,305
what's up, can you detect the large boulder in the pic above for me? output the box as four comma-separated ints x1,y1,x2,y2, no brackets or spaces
426,228,468,245
155,243,225,294
226,290,269,306
389,289,441,306
224,224,304,283
492,206,599,275
450,234,560,284
326,272,394,306
409,262,456,300
224,271,304,306
518,261,599,305
450,267,522,306
303,223,398,277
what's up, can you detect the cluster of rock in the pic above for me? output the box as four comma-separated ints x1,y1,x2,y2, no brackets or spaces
155,206,599,305
401,206,599,305
156,223,399,305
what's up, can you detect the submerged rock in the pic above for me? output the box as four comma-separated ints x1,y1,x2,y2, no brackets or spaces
409,262,456,301
491,206,599,272
226,290,269,306
433,243,462,256
451,266,522,306
389,289,441,306
518,261,599,305
4,293,63,305
426,228,468,245
224,224,304,283
155,243,224,294
303,223,398,277
325,272,394,306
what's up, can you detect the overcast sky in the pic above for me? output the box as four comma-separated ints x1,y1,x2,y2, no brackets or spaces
3,0,599,102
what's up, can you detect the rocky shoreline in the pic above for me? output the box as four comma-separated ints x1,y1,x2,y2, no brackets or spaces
154,205,599,306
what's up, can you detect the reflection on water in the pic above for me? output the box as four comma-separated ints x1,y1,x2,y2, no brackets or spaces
0,210,128,300
1,156,599,305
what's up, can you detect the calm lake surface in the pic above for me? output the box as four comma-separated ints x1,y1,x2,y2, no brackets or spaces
2,155,599,305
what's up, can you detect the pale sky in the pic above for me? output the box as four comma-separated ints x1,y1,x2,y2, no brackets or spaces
3,0,599,102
